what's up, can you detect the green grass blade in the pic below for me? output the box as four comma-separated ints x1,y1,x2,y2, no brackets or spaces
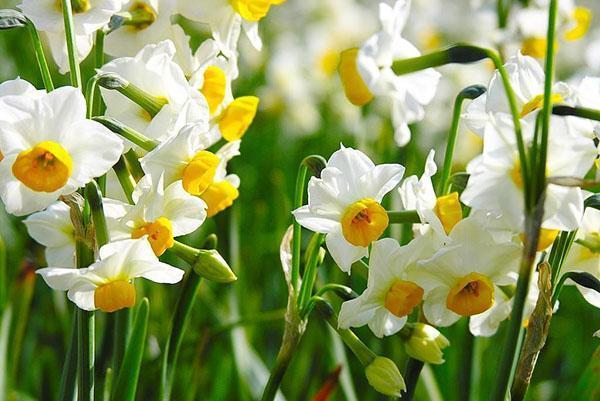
112,298,149,401
0,306,12,401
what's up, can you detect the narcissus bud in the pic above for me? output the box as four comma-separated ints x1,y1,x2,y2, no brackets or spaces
192,249,237,283
402,323,450,365
364,357,406,397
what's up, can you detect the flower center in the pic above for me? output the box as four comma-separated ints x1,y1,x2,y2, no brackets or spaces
520,37,549,59
12,141,73,192
341,198,388,247
131,217,174,256
318,49,340,76
94,280,136,313
55,0,91,14
510,159,524,189
564,7,592,41
520,228,559,251
520,93,564,117
127,2,157,31
433,192,462,235
338,48,373,106
446,272,494,316
182,150,220,196
384,280,424,318
201,181,240,217
201,66,227,115
229,0,273,21
218,96,259,142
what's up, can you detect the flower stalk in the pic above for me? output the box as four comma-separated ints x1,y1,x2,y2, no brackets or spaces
97,73,167,117
93,116,159,152
60,0,82,88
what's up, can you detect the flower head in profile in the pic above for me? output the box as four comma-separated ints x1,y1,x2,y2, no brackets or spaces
37,238,184,312
412,217,522,327
107,174,207,256
338,0,440,146
292,145,404,273
19,0,124,73
338,237,434,337
0,86,123,216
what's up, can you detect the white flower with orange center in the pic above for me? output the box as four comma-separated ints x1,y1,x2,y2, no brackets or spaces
177,0,287,52
19,0,124,73
561,206,600,308
100,40,209,147
398,150,462,238
338,0,440,146
106,174,206,256
0,86,123,216
411,217,522,327
338,236,435,337
292,146,404,273
140,124,241,217
461,113,597,232
37,238,184,312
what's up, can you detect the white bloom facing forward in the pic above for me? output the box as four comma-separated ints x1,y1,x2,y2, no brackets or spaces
37,238,184,312
0,86,123,216
24,201,76,268
292,145,404,273
338,0,440,146
338,237,433,337
19,0,124,73
412,217,522,327
107,174,207,256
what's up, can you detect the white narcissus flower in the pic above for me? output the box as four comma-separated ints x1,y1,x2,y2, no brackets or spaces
461,113,597,232
398,150,462,238
561,206,600,308
338,236,435,337
104,0,176,58
140,124,241,217
19,0,124,73
338,0,440,146
0,78,41,100
292,145,404,273
24,202,75,268
412,217,522,327
37,238,184,312
0,86,123,216
107,174,207,256
574,76,600,139
100,40,209,146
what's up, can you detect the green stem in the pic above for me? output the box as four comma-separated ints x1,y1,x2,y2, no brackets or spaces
26,23,54,91
60,0,82,88
400,358,424,401
58,316,77,401
314,284,358,301
97,73,166,117
297,233,325,310
94,116,158,152
86,75,100,119
387,210,421,224
458,323,475,401
291,164,308,292
552,105,600,121
112,310,130,379
438,85,487,195
85,181,110,247
0,236,5,311
113,156,136,204
213,309,286,335
76,240,95,401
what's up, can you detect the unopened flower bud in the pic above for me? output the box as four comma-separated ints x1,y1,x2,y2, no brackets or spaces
192,249,237,283
403,323,450,365
364,357,406,397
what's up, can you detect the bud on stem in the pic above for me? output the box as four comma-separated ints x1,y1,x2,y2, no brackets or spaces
391,44,489,76
97,73,167,118
169,241,237,283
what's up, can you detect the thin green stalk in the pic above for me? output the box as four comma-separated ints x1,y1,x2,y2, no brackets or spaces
291,164,308,291
113,156,136,204
58,315,78,401
85,181,110,247
94,116,158,152
76,240,95,401
297,233,325,309
553,105,600,121
86,75,100,119
60,0,82,88
97,73,166,117
458,324,475,401
401,358,424,401
0,236,5,311
387,210,421,224
26,23,54,91
213,309,286,335
438,85,487,195
112,310,130,378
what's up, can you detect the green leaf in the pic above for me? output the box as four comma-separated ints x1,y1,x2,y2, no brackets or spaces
0,306,12,401
112,298,149,401
562,344,600,401
0,10,28,30
584,193,600,210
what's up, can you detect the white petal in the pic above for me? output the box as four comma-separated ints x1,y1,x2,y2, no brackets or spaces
325,230,368,273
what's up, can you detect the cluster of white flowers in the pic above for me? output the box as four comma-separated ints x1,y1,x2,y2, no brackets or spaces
0,0,280,313
293,0,599,345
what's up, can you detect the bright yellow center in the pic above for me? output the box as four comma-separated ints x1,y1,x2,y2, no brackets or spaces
127,2,157,31
520,229,560,251
12,141,73,192
201,66,227,115
201,181,240,217
564,7,592,41
384,280,424,318
94,280,136,313
434,192,462,235
446,272,494,316
520,93,564,117
338,48,373,106
319,49,340,76
341,198,388,247
521,37,549,58
55,0,91,13
229,0,272,21
218,96,259,142
510,159,524,189
182,150,220,196
131,217,174,256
